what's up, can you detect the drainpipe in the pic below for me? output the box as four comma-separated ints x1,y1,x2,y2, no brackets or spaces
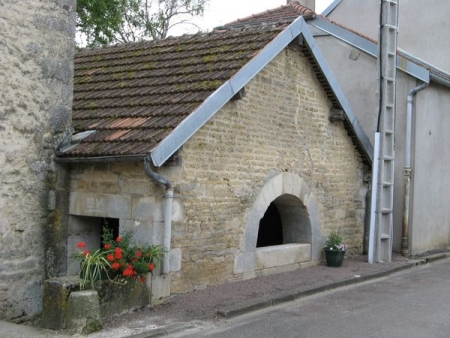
402,82,428,256
144,155,173,274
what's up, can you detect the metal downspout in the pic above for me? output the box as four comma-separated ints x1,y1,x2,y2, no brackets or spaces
144,155,173,274
402,82,428,256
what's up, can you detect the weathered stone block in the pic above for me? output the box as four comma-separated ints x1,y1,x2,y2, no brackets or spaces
96,279,150,318
66,290,101,334
234,252,256,274
255,244,311,270
69,192,131,218
132,196,156,221
42,277,79,329
151,274,171,303
170,248,182,272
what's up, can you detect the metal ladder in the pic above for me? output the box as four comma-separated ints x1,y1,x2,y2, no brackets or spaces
369,0,398,263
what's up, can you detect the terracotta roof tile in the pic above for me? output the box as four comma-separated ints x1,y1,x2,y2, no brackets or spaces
225,1,315,28
60,23,288,158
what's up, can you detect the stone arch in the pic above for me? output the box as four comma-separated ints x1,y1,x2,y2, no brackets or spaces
234,173,322,274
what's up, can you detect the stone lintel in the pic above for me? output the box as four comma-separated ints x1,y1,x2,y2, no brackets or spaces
69,192,131,219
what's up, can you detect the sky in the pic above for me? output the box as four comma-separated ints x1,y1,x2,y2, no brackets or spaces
169,0,334,36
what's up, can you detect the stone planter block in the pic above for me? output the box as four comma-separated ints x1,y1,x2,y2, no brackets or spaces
67,290,102,334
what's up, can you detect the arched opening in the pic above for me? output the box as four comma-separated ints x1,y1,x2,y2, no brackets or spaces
257,202,283,247
234,173,323,276
256,194,311,248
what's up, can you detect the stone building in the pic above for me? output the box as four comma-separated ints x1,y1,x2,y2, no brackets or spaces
56,7,372,300
0,0,76,322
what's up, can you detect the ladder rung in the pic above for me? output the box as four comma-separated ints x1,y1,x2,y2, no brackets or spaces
381,156,394,161
381,182,394,186
380,234,390,240
380,208,393,213
385,24,398,31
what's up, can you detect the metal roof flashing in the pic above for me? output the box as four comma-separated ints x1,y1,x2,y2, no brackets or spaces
150,16,373,166
150,16,309,167
58,130,96,154
309,17,430,83
321,0,343,17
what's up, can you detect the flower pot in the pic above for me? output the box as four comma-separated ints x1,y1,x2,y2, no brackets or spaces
324,248,345,267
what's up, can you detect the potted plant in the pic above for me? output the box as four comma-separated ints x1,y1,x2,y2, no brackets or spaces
324,231,347,267
101,227,165,283
73,227,165,289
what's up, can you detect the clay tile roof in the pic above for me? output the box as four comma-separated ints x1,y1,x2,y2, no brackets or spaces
59,23,290,158
225,1,315,28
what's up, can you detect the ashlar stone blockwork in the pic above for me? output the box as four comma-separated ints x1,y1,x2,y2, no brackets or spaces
67,44,369,298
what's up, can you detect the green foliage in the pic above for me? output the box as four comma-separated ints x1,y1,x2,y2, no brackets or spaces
73,227,165,289
73,247,112,290
325,231,347,251
77,0,126,46
76,0,209,47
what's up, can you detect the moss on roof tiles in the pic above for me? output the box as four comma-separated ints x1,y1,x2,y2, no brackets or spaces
63,23,287,158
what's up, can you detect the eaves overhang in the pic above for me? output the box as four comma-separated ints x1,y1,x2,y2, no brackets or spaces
309,16,430,84
150,16,373,166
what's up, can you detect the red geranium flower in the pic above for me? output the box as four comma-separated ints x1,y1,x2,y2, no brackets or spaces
111,262,120,270
104,243,111,250
148,263,155,272
140,276,146,283
107,254,115,261
116,236,123,243
77,242,86,248
115,247,123,260
123,264,135,277
82,250,90,257
135,249,142,257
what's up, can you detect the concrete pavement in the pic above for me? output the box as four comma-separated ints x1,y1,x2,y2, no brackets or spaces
1,252,449,338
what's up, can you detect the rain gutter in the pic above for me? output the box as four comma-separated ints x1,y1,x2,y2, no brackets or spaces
144,155,173,275
54,154,145,163
430,73,450,88
402,82,428,257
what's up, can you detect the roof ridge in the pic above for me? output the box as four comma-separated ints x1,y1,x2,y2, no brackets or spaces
225,1,315,27
77,23,284,58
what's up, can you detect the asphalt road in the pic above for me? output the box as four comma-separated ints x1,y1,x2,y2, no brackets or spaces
175,259,450,338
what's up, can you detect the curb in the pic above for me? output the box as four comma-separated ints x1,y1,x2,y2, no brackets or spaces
419,252,450,263
127,255,450,337
217,260,425,319
126,323,196,338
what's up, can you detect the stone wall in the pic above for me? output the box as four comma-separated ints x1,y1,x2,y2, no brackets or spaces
172,44,368,292
0,0,76,322
67,44,368,297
